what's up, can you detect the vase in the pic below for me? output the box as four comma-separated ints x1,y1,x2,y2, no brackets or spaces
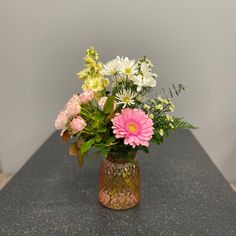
98,152,140,210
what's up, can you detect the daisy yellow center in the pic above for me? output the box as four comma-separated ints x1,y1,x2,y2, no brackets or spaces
123,96,131,103
127,123,138,133
125,68,131,74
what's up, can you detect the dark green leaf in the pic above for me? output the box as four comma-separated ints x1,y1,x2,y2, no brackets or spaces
95,134,102,143
81,139,94,155
104,96,115,114
106,136,116,145
93,110,104,120
172,117,197,129
97,127,107,133
168,87,173,97
77,151,86,167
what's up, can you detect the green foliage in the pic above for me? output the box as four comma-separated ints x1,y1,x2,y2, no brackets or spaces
137,146,149,154
162,84,186,98
95,134,102,143
104,96,115,114
81,139,95,155
172,117,197,129
69,141,87,167
77,151,86,167
60,48,197,167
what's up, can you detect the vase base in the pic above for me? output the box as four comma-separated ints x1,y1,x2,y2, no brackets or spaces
99,190,140,210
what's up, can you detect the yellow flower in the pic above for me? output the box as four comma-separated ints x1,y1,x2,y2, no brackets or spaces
155,104,163,110
158,96,168,104
82,77,109,92
77,47,103,81
149,114,154,119
159,129,164,136
77,68,90,80
166,114,173,122
102,77,109,88
144,104,150,110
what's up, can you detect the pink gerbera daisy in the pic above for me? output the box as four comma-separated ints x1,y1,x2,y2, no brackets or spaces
111,108,154,148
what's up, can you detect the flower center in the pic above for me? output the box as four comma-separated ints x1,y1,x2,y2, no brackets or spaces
125,68,131,74
123,96,131,103
127,122,138,133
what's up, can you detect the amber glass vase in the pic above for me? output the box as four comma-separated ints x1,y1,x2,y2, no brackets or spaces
99,152,140,210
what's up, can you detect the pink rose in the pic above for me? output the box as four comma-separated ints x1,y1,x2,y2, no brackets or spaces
78,90,94,104
70,116,87,133
64,103,81,116
98,96,116,110
64,94,81,116
69,94,81,104
55,111,69,130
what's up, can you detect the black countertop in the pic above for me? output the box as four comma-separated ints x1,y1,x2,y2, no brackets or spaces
0,130,235,235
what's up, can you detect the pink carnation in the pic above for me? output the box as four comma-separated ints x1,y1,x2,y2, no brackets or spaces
70,116,87,134
111,108,154,147
64,94,81,116
55,111,69,130
78,90,94,104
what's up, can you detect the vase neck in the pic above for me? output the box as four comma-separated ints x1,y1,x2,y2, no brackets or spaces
107,151,137,164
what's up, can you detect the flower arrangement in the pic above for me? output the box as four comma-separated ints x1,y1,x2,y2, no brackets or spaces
55,47,195,166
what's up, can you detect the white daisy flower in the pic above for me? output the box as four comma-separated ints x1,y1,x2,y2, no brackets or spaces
133,74,156,92
117,57,138,78
140,63,153,78
133,62,157,91
115,88,137,108
101,56,121,76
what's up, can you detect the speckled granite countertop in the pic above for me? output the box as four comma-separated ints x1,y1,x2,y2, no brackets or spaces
0,130,235,235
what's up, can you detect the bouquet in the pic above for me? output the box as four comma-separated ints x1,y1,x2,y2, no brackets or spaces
55,47,195,166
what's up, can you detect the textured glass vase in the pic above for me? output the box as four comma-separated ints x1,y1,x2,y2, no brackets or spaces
99,152,140,210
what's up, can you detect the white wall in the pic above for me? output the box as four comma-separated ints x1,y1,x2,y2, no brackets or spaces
1,0,236,180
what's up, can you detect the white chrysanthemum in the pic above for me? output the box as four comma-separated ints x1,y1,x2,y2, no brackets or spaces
115,88,137,108
133,75,156,92
101,56,121,76
141,63,153,78
133,62,157,91
117,57,138,78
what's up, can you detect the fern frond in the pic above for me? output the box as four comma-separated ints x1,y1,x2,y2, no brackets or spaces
172,117,197,129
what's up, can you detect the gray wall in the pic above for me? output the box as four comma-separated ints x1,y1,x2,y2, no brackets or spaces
1,0,236,180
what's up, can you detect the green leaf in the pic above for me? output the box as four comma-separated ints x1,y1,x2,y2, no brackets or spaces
164,83,186,98
95,134,102,143
138,146,149,154
172,84,179,95
93,110,104,121
172,117,197,129
168,87,173,98
106,136,116,145
77,151,86,167
152,132,164,145
81,139,94,155
95,145,110,157
97,127,107,133
104,96,115,114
